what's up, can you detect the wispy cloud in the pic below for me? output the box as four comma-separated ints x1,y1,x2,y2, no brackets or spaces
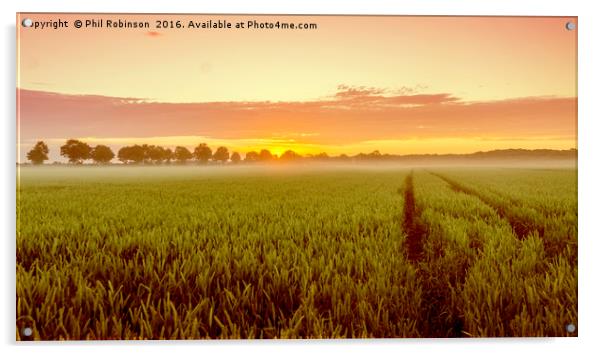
332,85,457,107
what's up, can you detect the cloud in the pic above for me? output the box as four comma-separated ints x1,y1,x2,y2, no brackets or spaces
335,85,386,98
17,88,576,147
332,85,457,107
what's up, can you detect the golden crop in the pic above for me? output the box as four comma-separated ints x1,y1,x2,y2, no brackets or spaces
16,165,577,339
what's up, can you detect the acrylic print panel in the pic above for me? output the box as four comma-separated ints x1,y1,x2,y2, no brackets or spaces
16,13,577,340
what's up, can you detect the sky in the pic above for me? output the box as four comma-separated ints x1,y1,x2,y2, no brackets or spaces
17,14,577,161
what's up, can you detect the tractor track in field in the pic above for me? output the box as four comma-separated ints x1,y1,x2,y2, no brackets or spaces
402,172,425,263
429,171,541,241
401,171,464,337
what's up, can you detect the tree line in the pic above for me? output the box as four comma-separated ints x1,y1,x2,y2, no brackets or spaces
25,139,381,165
24,139,576,165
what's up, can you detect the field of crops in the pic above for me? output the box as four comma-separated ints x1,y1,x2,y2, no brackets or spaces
16,165,577,339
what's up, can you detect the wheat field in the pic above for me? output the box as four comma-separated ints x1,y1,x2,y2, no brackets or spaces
16,165,577,339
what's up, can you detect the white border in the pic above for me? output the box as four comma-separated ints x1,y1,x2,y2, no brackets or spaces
2,1,600,353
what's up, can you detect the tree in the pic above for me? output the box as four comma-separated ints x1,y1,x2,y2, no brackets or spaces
117,146,130,164
145,145,165,164
193,143,212,164
117,145,145,164
162,147,173,164
26,141,49,165
140,144,152,164
60,139,91,164
314,152,330,161
90,145,114,164
258,149,274,162
337,154,351,162
230,152,241,164
117,147,129,164
213,146,229,163
174,146,192,163
369,150,382,159
355,152,368,161
279,150,302,162
245,151,260,162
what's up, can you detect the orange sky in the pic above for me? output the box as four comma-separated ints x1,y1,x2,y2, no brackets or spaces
17,14,577,161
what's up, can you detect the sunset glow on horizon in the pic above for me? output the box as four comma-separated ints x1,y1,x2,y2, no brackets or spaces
17,14,577,162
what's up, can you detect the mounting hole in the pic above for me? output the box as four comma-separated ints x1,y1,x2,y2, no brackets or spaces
22,327,33,337
565,21,576,31
566,323,576,333
21,18,33,28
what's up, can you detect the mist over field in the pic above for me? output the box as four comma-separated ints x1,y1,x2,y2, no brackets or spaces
17,157,576,183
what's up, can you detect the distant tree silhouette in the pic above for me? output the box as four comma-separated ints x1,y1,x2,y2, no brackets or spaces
193,143,212,164
39,143,577,167
26,141,49,165
162,147,173,164
174,146,193,163
245,151,260,162
117,145,145,164
140,144,152,164
60,139,92,164
130,145,144,163
355,152,368,160
143,145,165,164
315,152,330,161
369,150,381,159
355,150,382,161
117,147,129,164
213,146,229,163
117,146,132,164
279,150,302,162
90,145,115,164
259,149,274,162
230,152,241,164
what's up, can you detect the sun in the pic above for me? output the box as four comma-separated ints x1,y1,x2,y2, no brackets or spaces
270,147,287,157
